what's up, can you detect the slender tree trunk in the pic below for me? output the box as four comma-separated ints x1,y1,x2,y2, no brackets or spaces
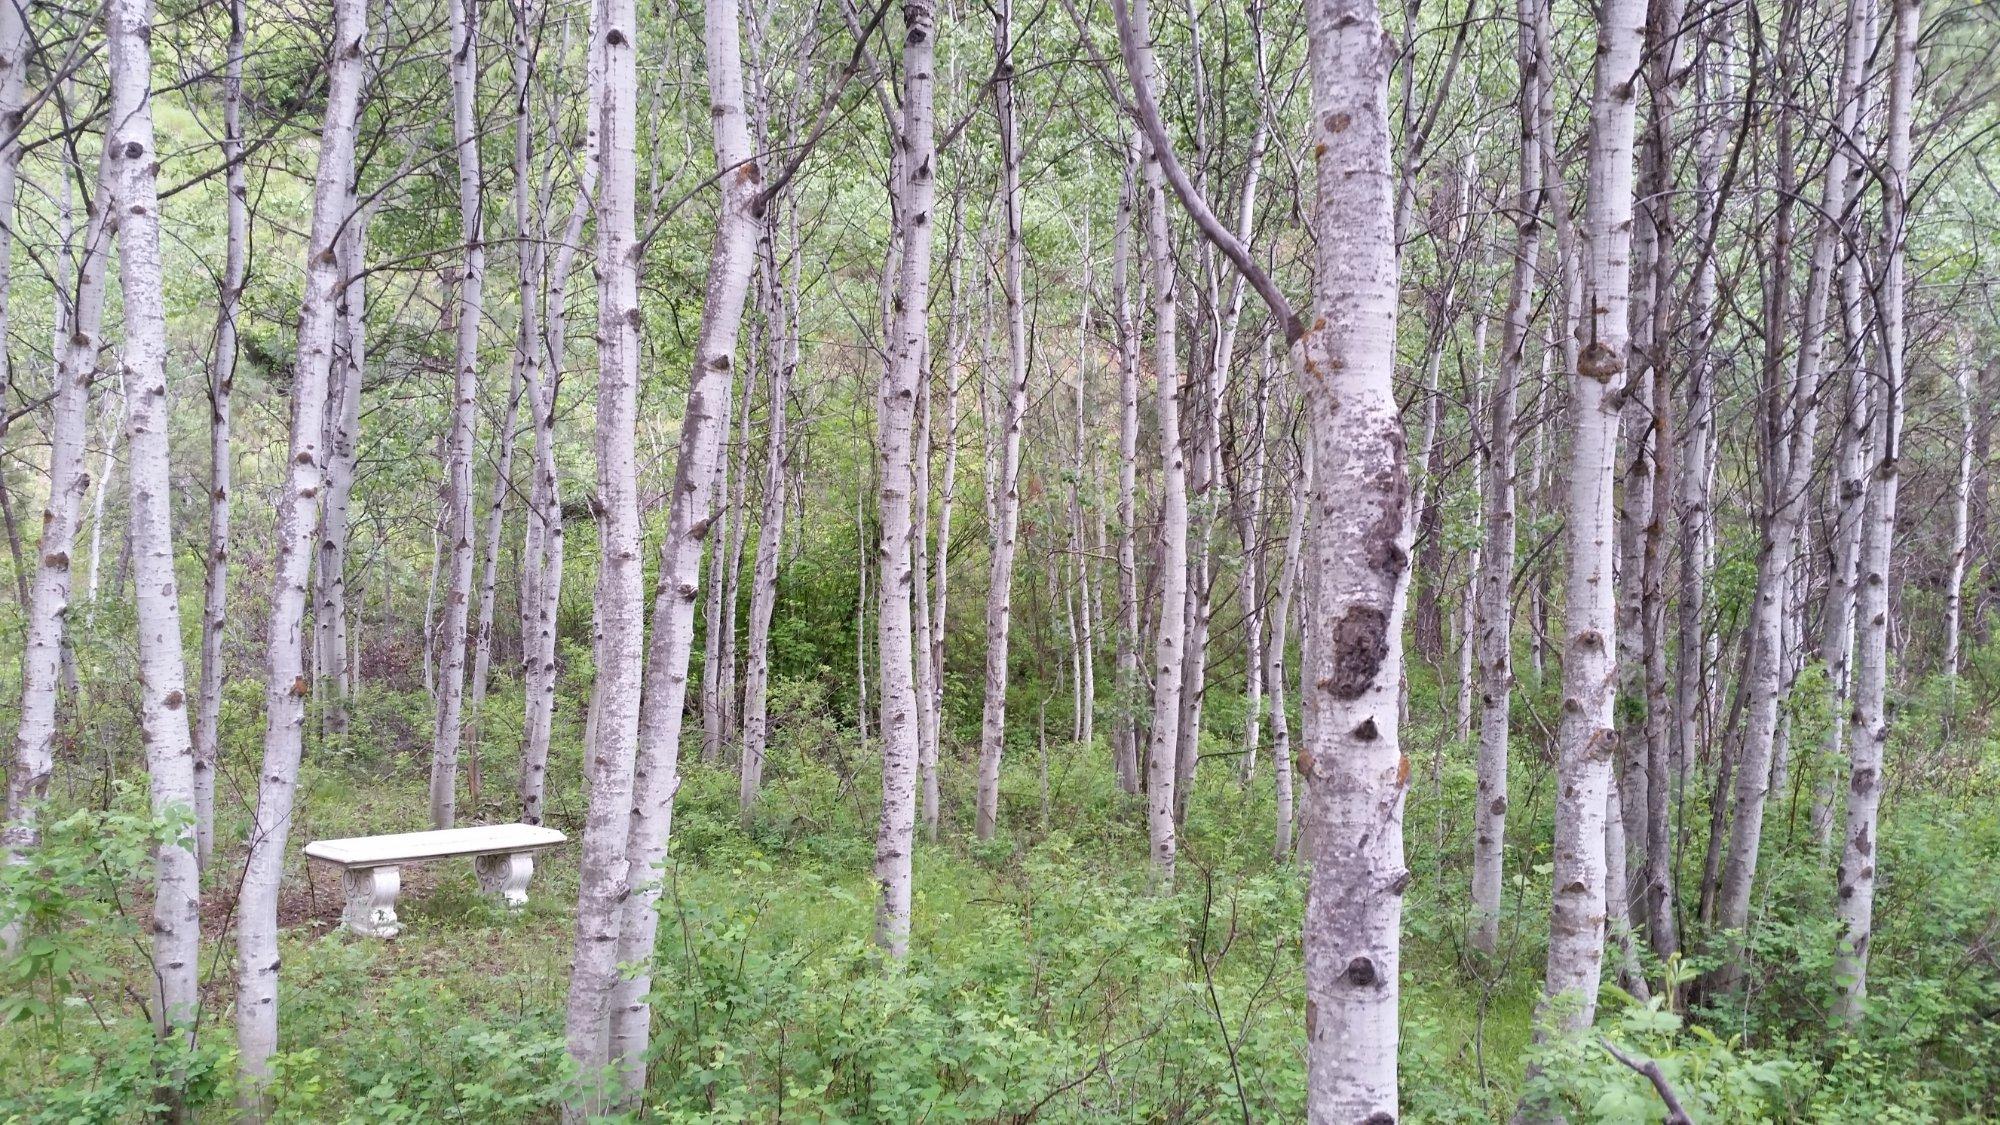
1470,0,1544,955
430,0,487,829
740,198,793,827
1268,442,1308,859
606,0,760,1091
1110,137,1143,796
104,0,200,1050
701,383,739,763
1834,0,1918,1022
519,74,593,827
317,199,366,735
194,0,247,872
1536,0,1643,1042
1945,356,1974,677
470,323,526,789
234,0,367,1099
560,0,646,1105
974,0,1029,841
1712,0,1869,988
873,0,935,955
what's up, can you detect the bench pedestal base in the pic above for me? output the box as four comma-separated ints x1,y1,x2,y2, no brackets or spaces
342,866,402,939
476,852,534,908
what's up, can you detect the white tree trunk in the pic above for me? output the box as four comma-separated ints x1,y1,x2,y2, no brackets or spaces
234,0,367,1098
974,0,1029,841
1118,0,1189,884
1537,0,1642,1040
195,0,248,872
317,197,366,735
873,0,935,955
740,199,793,827
1291,1,1409,1115
103,0,200,1044
1835,0,1918,1023
430,0,487,828
1470,0,1544,955
519,93,594,827
1110,137,1143,796
2,93,110,960
1945,356,1974,677
560,0,645,1107
1267,445,1308,859
606,0,759,1091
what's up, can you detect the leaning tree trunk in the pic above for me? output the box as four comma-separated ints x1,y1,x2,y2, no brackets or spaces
739,231,792,825
873,0,935,955
974,0,1029,842
560,0,645,1109
316,196,366,734
1470,0,1544,956
194,0,247,872
430,0,487,829
519,101,594,827
104,0,200,1048
235,0,367,1100
1712,0,1868,989
2,100,110,961
1537,0,1643,1043
1834,0,1918,1024
607,0,760,1093
1115,0,1189,885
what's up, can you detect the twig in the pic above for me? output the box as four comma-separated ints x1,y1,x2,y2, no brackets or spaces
1599,1039,1695,1124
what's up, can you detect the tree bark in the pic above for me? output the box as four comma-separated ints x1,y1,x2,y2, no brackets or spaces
599,0,760,1095
873,0,935,954
974,0,1029,841
1470,0,1545,956
1537,0,1642,1041
429,0,488,828
1110,136,1143,797
1834,0,1918,1023
317,196,366,736
103,0,200,1048
235,0,367,1100
194,0,248,872
560,0,646,1106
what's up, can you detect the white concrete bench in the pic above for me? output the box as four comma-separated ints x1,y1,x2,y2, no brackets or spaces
303,824,565,938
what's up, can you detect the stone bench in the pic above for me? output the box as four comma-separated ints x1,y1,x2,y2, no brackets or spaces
303,824,566,938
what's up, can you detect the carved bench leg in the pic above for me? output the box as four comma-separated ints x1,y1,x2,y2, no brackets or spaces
342,866,401,938
475,852,534,909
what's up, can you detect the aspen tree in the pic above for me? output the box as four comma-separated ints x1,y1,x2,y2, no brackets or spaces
974,0,1029,841
235,0,368,1098
561,0,645,1105
1470,0,1546,957
874,0,936,953
1835,0,1919,1023
606,0,760,1087
431,0,488,828
103,0,200,1046
194,0,248,870
1537,0,1643,1038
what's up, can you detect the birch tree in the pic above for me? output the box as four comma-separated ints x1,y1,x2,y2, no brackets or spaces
194,0,248,871
560,0,646,1105
235,0,368,1097
606,0,760,1090
974,0,1029,841
430,0,487,828
1537,0,1643,1039
874,0,936,954
1835,0,1920,1022
103,0,200,1046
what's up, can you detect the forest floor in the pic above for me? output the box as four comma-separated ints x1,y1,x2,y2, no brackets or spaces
4,677,1997,1121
